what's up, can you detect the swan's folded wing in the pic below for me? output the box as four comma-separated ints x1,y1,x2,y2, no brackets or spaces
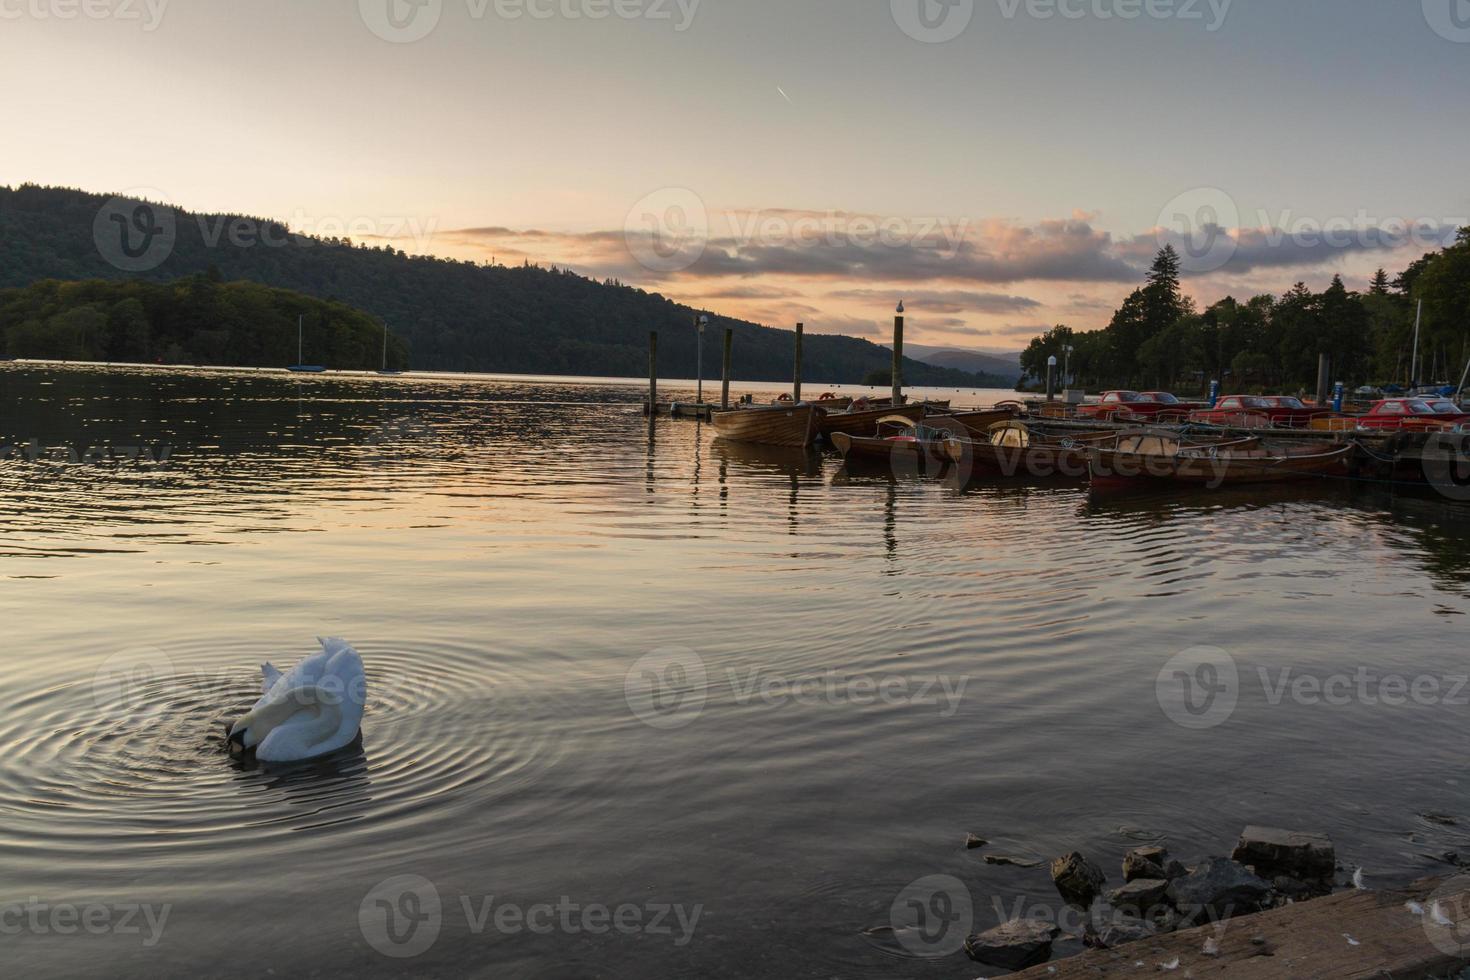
261,662,283,694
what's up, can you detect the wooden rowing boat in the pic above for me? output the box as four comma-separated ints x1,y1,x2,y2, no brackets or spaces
924,408,1020,438
817,403,926,439
829,422,960,465
945,424,1262,482
1088,438,1352,488
712,403,819,447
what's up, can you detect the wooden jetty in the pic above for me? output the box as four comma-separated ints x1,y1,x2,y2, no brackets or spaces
1010,876,1470,979
642,401,717,420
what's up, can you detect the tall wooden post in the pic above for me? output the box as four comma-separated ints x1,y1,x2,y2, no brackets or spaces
1315,353,1330,407
793,322,804,402
648,330,658,425
721,327,733,409
891,302,905,406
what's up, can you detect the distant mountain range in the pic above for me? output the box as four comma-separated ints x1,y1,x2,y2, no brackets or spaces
886,343,1024,382
0,184,1009,387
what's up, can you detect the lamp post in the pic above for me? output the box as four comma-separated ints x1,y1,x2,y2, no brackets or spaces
1046,355,1057,402
696,314,708,404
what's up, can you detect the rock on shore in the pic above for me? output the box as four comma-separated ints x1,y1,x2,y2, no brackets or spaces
964,918,1060,971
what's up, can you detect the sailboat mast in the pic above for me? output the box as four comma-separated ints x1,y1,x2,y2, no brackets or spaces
382,322,388,371
1410,299,1422,389
298,314,304,365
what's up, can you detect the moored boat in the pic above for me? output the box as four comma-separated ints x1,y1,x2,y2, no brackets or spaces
924,407,1019,438
712,403,819,447
1087,436,1352,488
817,403,926,439
945,423,1262,483
829,417,961,465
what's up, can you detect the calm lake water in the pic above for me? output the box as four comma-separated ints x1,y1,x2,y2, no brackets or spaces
3,364,1469,978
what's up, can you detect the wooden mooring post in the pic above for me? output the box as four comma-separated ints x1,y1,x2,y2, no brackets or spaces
720,327,733,410
793,322,804,402
647,330,658,427
891,302,905,406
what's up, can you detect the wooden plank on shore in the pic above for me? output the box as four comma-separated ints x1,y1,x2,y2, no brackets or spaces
1008,877,1470,979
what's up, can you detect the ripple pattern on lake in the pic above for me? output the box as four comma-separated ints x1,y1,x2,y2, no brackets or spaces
3,364,1470,979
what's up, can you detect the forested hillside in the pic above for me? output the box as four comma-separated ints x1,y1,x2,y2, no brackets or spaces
0,185,1003,386
0,277,406,370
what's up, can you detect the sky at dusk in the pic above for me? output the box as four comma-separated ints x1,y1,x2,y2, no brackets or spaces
3,0,1468,351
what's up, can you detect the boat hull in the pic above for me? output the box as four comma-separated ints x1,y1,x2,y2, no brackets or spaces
712,404,819,448
1087,444,1352,488
817,404,926,439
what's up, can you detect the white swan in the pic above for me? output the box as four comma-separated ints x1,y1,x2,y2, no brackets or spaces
227,637,366,762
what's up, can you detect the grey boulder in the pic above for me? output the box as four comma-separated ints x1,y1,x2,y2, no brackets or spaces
964,919,1060,971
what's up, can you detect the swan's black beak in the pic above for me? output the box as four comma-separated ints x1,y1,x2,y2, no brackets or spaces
225,723,250,757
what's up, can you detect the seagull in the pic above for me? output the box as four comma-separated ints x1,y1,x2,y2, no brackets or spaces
776,86,793,105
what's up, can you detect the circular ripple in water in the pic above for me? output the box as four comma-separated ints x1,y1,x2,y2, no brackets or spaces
0,639,585,871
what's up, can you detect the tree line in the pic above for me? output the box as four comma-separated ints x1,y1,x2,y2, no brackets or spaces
0,184,1005,387
1021,230,1470,393
0,277,407,370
